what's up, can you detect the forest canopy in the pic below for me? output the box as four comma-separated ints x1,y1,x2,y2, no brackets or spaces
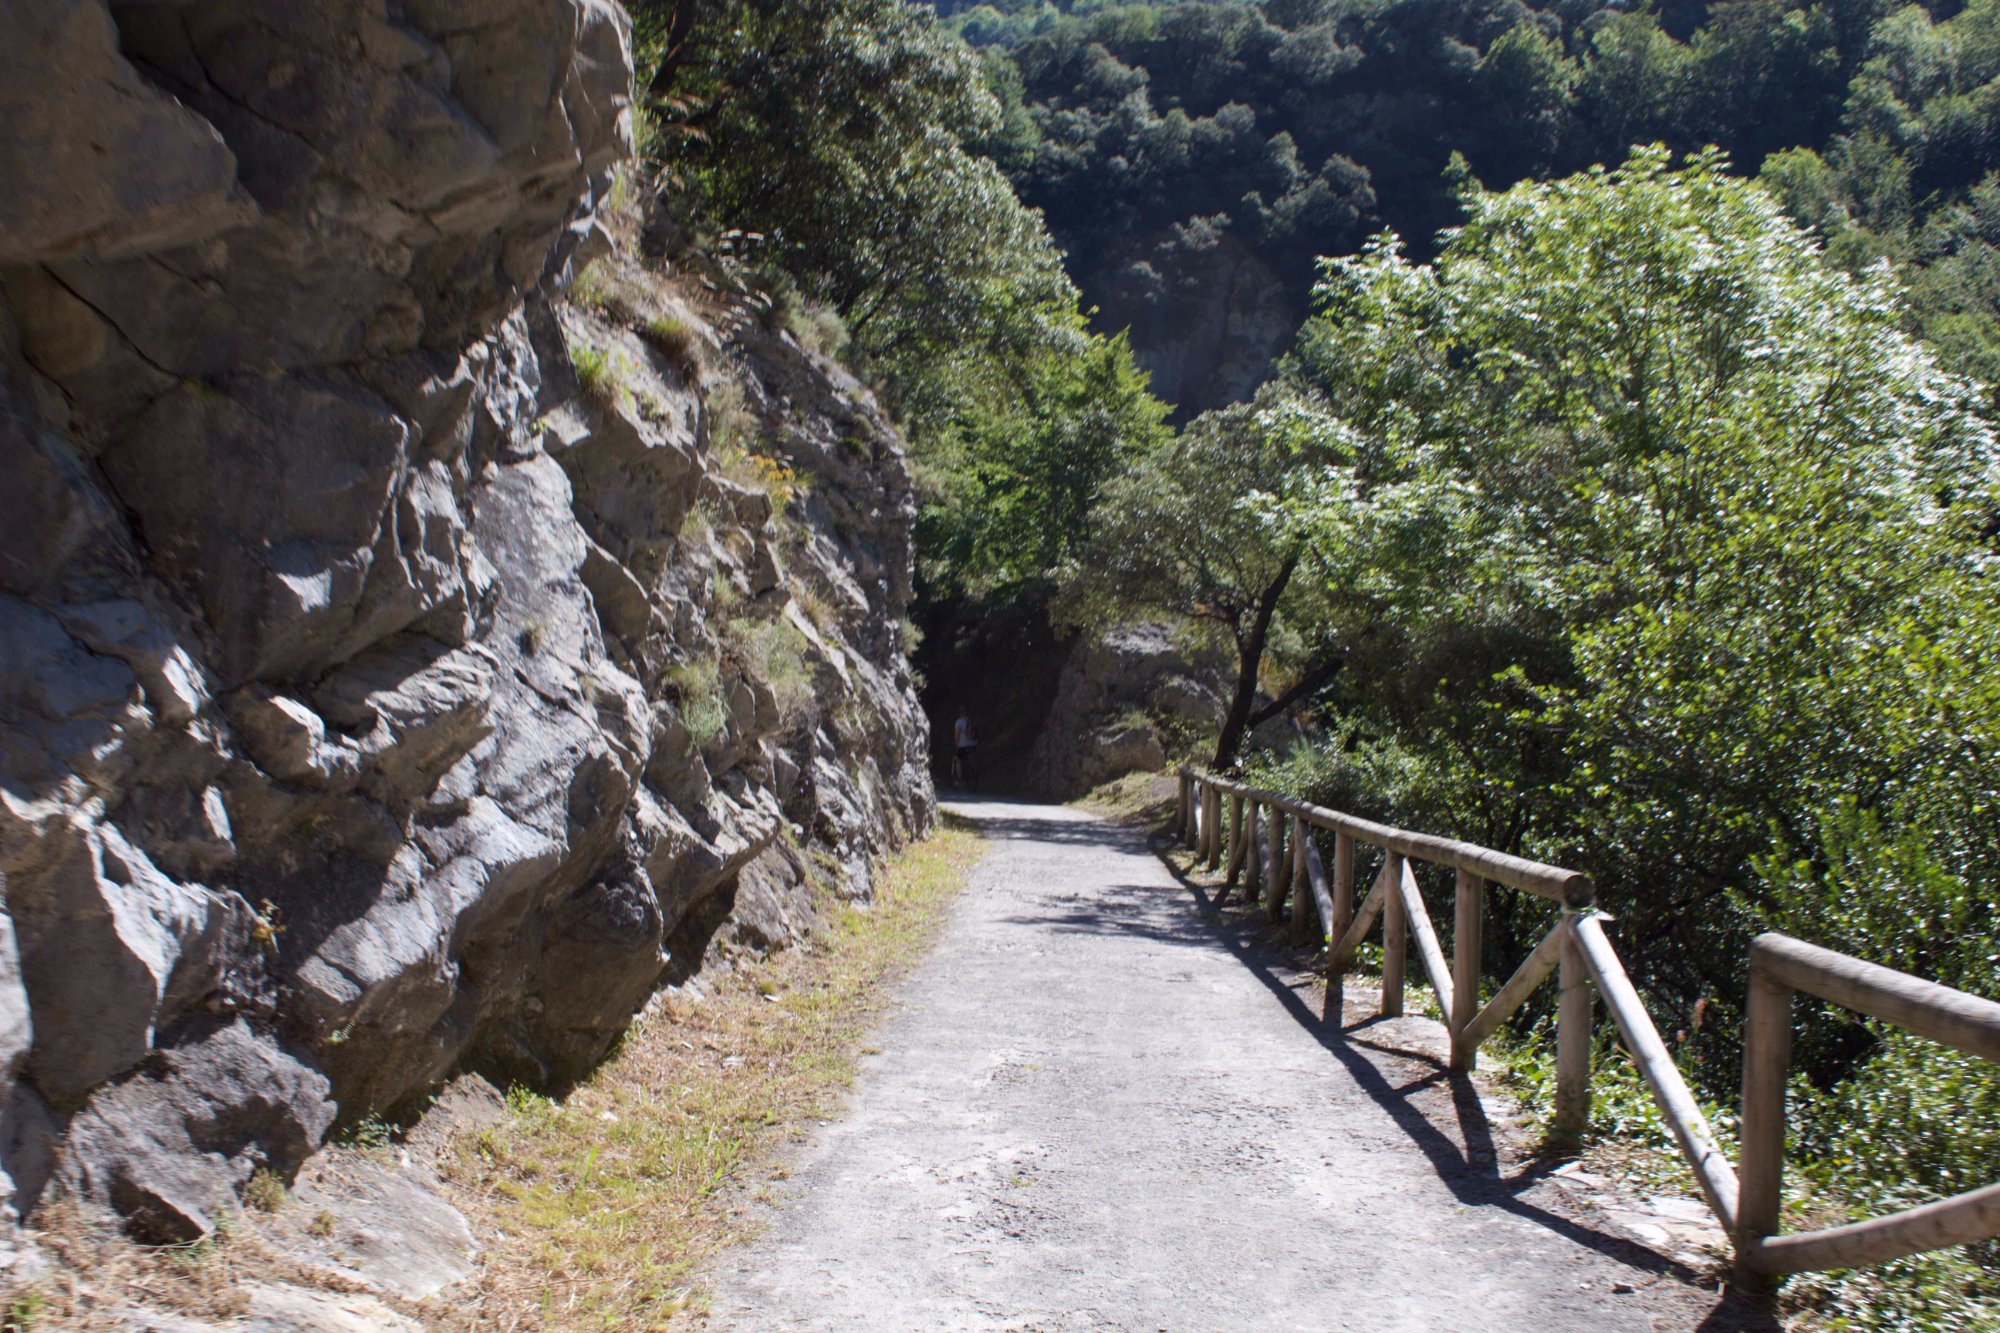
938,0,2000,414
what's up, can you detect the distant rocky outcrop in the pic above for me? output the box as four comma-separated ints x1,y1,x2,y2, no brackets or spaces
1087,218,1301,422
1023,626,1225,801
0,0,931,1256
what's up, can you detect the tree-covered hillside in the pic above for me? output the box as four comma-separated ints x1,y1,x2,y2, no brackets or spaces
938,0,2000,415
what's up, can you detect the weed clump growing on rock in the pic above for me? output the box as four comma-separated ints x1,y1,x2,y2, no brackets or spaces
568,259,614,310
739,617,813,724
667,655,727,751
570,343,611,398
642,313,702,368
783,301,849,363
242,1169,287,1214
570,342,636,411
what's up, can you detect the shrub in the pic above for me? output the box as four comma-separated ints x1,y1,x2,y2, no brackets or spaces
569,259,614,309
704,377,753,454
742,618,814,724
667,655,728,752
784,301,850,362
666,654,719,701
243,1168,287,1213
722,450,801,509
683,696,728,750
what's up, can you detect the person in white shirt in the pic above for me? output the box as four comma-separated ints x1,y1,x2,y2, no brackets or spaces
951,708,977,788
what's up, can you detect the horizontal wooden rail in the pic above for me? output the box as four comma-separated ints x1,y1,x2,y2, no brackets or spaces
1753,934,2000,1064
1746,1181,2000,1276
1735,932,2000,1281
1175,767,2000,1291
1193,773,1593,905
1183,767,1591,1132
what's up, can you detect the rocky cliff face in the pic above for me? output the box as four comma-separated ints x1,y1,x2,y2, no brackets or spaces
1087,219,1300,423
0,0,932,1253
1022,625,1225,801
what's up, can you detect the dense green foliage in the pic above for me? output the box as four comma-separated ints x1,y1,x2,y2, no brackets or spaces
941,0,2000,406
1227,150,2000,1327
634,0,1171,598
1057,382,1356,764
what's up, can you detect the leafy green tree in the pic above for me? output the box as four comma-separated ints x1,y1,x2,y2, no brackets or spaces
636,0,1174,600
639,0,1073,380
1271,163,2000,1314
1846,0,2000,198
1910,175,2000,401
921,324,1173,599
1474,21,1581,180
1286,145,1997,1027
1056,383,1355,767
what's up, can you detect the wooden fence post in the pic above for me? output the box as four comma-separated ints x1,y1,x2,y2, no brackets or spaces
1289,816,1312,943
1381,853,1407,1018
1450,870,1482,1071
1326,831,1355,1020
1265,812,1291,922
1554,914,1592,1141
1226,794,1244,881
1245,802,1264,898
1736,960,1794,1290
1204,788,1223,870
1178,771,1193,846
1332,832,1354,943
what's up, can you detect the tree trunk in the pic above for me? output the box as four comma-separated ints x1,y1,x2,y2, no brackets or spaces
1246,654,1344,730
642,1,704,102
1210,551,1299,770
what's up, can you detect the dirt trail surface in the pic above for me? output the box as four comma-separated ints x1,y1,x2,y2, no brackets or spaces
703,798,1742,1332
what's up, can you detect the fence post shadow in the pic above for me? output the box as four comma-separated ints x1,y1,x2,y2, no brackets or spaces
1151,828,1783,1329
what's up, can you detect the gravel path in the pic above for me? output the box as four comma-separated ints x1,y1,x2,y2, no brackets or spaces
704,797,1747,1332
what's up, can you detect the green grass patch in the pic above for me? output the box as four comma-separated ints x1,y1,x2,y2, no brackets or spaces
570,341,637,409
641,313,703,368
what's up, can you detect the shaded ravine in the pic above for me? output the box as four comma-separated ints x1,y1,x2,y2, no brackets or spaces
702,797,1749,1332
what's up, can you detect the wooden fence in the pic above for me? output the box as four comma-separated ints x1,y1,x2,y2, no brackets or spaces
1176,767,2000,1287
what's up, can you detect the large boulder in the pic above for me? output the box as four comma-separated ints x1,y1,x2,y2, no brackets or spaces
0,0,250,263
61,1021,335,1243
1025,624,1227,800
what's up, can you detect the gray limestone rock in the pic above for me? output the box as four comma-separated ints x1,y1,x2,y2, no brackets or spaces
62,1021,334,1243
1,1084,59,1217
0,0,932,1252
8,818,243,1103
265,1154,477,1301
0,908,29,1090
0,0,252,264
1026,625,1225,800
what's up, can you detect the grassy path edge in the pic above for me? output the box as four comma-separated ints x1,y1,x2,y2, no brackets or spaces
432,814,987,1332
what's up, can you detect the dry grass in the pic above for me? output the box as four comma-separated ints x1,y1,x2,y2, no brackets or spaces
1073,771,1178,825
8,1200,413,1331
640,313,704,370
424,817,986,1332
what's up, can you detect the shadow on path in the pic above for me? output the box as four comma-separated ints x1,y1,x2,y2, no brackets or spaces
953,798,1778,1333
